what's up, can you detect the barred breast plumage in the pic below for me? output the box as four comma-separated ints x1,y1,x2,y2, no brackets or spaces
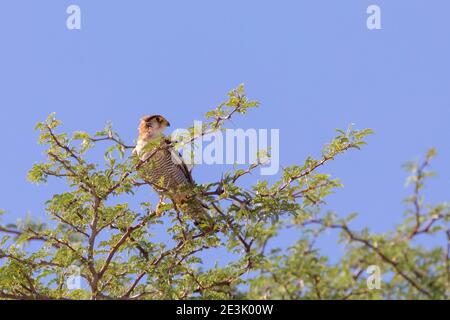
142,144,191,190
134,137,214,230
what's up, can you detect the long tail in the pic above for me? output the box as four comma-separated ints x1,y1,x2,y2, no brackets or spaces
178,196,215,231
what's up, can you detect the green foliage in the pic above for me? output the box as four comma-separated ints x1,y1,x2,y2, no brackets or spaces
0,86,448,300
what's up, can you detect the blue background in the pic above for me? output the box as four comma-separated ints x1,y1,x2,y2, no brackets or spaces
0,1,449,263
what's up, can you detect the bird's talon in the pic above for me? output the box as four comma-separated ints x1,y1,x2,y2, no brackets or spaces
156,201,167,217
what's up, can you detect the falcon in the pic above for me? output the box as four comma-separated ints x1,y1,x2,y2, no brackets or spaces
133,115,214,230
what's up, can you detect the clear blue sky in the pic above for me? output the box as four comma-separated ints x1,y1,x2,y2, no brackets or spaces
1,1,449,261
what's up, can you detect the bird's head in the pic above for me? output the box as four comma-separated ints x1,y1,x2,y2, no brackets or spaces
138,115,171,139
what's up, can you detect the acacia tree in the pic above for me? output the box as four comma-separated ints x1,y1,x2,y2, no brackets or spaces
0,86,448,300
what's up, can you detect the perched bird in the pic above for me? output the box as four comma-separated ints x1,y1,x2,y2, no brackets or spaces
133,115,213,230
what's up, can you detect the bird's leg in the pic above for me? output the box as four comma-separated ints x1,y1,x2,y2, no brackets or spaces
156,195,167,217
